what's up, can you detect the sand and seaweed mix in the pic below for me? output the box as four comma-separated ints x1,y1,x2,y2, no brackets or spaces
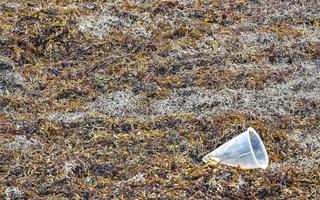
0,0,319,199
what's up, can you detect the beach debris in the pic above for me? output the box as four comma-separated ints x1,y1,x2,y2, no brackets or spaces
203,127,269,169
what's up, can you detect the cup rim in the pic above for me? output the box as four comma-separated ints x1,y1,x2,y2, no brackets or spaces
247,127,269,169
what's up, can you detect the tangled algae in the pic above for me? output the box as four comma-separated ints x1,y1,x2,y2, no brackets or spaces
0,1,319,199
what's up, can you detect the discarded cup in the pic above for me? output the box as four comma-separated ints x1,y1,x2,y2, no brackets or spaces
203,127,268,169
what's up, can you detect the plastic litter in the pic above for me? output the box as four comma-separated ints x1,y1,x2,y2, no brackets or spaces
203,127,268,169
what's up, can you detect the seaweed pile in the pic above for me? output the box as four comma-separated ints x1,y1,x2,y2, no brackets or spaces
0,1,319,199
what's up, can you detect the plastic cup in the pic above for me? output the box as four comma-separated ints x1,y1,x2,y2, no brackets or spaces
203,127,268,169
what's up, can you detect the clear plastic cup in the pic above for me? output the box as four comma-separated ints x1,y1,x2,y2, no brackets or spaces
203,127,269,169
